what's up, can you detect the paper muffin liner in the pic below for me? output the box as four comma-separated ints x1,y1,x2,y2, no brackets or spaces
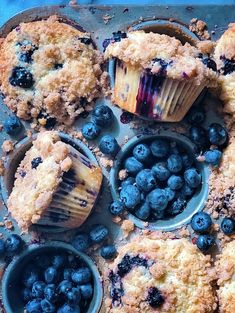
36,146,102,229
113,60,206,122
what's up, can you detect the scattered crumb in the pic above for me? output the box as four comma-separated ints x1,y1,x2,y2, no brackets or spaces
1,140,13,153
189,18,211,40
118,169,127,180
99,157,114,168
112,216,122,224
121,219,135,237
0,222,4,227
69,0,77,5
102,14,114,25
26,130,33,138
4,220,14,230
0,159,5,176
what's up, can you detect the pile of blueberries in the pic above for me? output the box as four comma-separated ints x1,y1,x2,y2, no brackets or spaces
0,234,24,257
20,252,93,313
81,105,119,157
109,138,202,222
191,211,235,252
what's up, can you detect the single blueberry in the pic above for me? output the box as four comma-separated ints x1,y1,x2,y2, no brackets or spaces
9,66,34,88
21,288,32,302
167,154,183,173
181,154,193,169
81,122,100,140
51,254,67,269
121,177,135,188
135,202,151,220
40,299,56,313
22,266,40,288
89,224,109,243
109,200,125,216
196,234,215,252
184,168,201,188
147,188,168,210
26,299,42,313
0,239,5,256
124,157,144,175
31,157,43,169
133,143,152,163
80,283,93,300
146,287,164,308
167,175,183,190
44,267,58,284
152,162,170,181
72,233,90,252
57,280,73,295
71,268,92,284
202,58,217,71
44,284,58,303
32,281,46,298
58,304,80,313
169,198,186,216
207,123,228,146
191,212,212,233
189,126,208,150
99,135,119,156
221,218,235,235
92,105,114,128
204,150,222,166
67,287,81,304
120,185,141,209
5,234,23,253
100,245,117,260
186,106,206,125
150,139,170,158
3,115,22,135
135,169,156,192
164,187,175,201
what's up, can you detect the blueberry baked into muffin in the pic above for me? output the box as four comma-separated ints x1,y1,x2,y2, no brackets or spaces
216,240,235,313
105,30,217,121
214,23,235,118
105,233,216,313
7,131,102,231
0,16,105,126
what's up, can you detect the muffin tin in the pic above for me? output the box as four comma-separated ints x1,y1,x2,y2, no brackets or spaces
0,3,234,313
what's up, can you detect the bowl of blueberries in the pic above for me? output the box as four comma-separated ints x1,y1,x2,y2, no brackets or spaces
110,130,209,231
2,241,103,313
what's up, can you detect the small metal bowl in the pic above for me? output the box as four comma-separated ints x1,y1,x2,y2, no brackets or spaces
2,241,103,313
0,132,101,233
110,130,209,231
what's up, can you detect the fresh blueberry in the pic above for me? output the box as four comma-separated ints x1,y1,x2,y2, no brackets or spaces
147,287,164,308
204,150,222,166
22,266,40,288
31,157,43,169
57,280,73,295
135,169,156,192
180,183,194,197
191,212,212,233
167,154,183,173
169,198,186,216
40,299,56,313
135,202,151,220
152,162,170,181
150,139,170,158
44,267,58,284
89,224,109,243
100,245,117,260
133,143,152,163
67,288,81,304
5,234,23,253
21,288,32,302
181,154,193,169
147,188,168,210
196,234,215,252
80,283,93,300
92,105,114,128
99,135,119,156
0,239,5,256
221,218,235,235
112,31,127,42
3,115,22,135
189,126,208,149
58,304,80,313
121,177,135,188
164,187,175,201
32,281,46,298
109,200,125,216
52,254,67,269
207,123,228,146
120,185,141,209
26,299,42,313
44,284,58,303
184,168,201,188
9,66,34,88
124,157,144,175
72,233,90,252
186,106,206,125
202,58,217,71
71,268,92,284
81,122,100,140
167,175,183,190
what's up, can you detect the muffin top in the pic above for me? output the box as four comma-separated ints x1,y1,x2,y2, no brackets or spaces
105,30,217,85
216,240,235,313
0,16,104,125
105,233,215,313
7,131,72,231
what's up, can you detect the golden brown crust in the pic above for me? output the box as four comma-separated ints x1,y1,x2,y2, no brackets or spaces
0,16,104,125
105,233,216,313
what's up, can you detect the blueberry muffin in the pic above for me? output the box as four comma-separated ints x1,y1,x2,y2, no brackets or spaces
214,23,235,118
216,240,235,313
7,131,102,231
105,30,217,122
105,233,216,313
0,16,104,125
